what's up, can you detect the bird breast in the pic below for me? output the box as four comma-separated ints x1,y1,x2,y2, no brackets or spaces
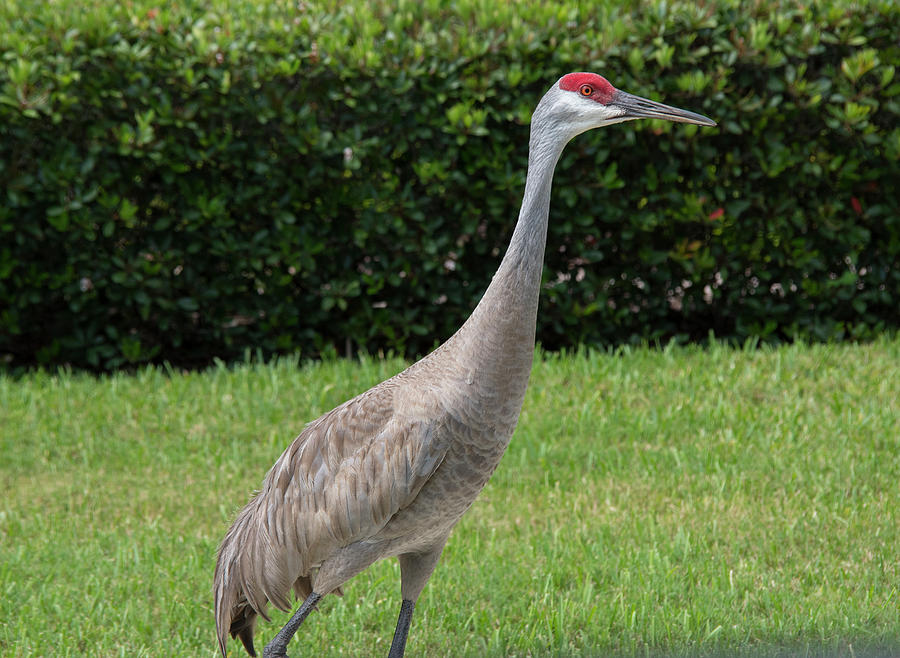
373,364,527,549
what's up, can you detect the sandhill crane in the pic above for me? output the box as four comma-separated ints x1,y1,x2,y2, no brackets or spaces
214,72,715,658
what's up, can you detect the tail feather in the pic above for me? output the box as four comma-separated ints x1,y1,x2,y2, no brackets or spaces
214,467,343,655
215,500,276,657
230,605,258,657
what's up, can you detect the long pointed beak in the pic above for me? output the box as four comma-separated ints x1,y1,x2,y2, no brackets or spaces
615,91,717,127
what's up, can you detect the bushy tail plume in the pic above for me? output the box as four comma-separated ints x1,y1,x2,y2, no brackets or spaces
214,488,323,657
215,505,261,657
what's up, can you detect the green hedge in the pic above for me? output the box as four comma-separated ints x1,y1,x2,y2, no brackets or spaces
1,0,898,370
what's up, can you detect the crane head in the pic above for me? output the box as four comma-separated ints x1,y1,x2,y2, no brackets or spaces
539,72,716,141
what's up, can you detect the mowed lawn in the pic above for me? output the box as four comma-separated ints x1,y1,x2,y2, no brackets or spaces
1,339,898,657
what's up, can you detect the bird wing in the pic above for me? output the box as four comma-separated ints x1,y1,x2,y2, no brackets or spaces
244,378,448,610
278,381,446,544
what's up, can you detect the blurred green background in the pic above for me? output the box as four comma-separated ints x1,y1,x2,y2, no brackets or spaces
1,0,898,371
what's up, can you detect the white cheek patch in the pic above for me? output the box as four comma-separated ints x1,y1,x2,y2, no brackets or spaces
556,92,626,134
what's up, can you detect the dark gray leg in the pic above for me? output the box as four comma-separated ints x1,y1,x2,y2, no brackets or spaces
262,592,322,658
387,599,415,658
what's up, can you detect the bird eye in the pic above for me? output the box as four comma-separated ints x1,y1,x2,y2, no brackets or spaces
579,84,593,97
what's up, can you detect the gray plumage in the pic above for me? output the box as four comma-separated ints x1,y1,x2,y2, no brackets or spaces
214,72,715,658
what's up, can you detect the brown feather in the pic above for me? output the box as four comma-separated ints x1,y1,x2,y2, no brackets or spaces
214,376,451,655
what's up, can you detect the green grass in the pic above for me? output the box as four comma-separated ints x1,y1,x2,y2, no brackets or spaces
2,339,899,657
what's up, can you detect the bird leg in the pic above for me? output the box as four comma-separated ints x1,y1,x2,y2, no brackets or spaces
262,592,322,658
385,546,445,657
387,599,415,658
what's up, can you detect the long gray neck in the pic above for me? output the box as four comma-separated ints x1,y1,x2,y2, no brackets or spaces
454,107,568,370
